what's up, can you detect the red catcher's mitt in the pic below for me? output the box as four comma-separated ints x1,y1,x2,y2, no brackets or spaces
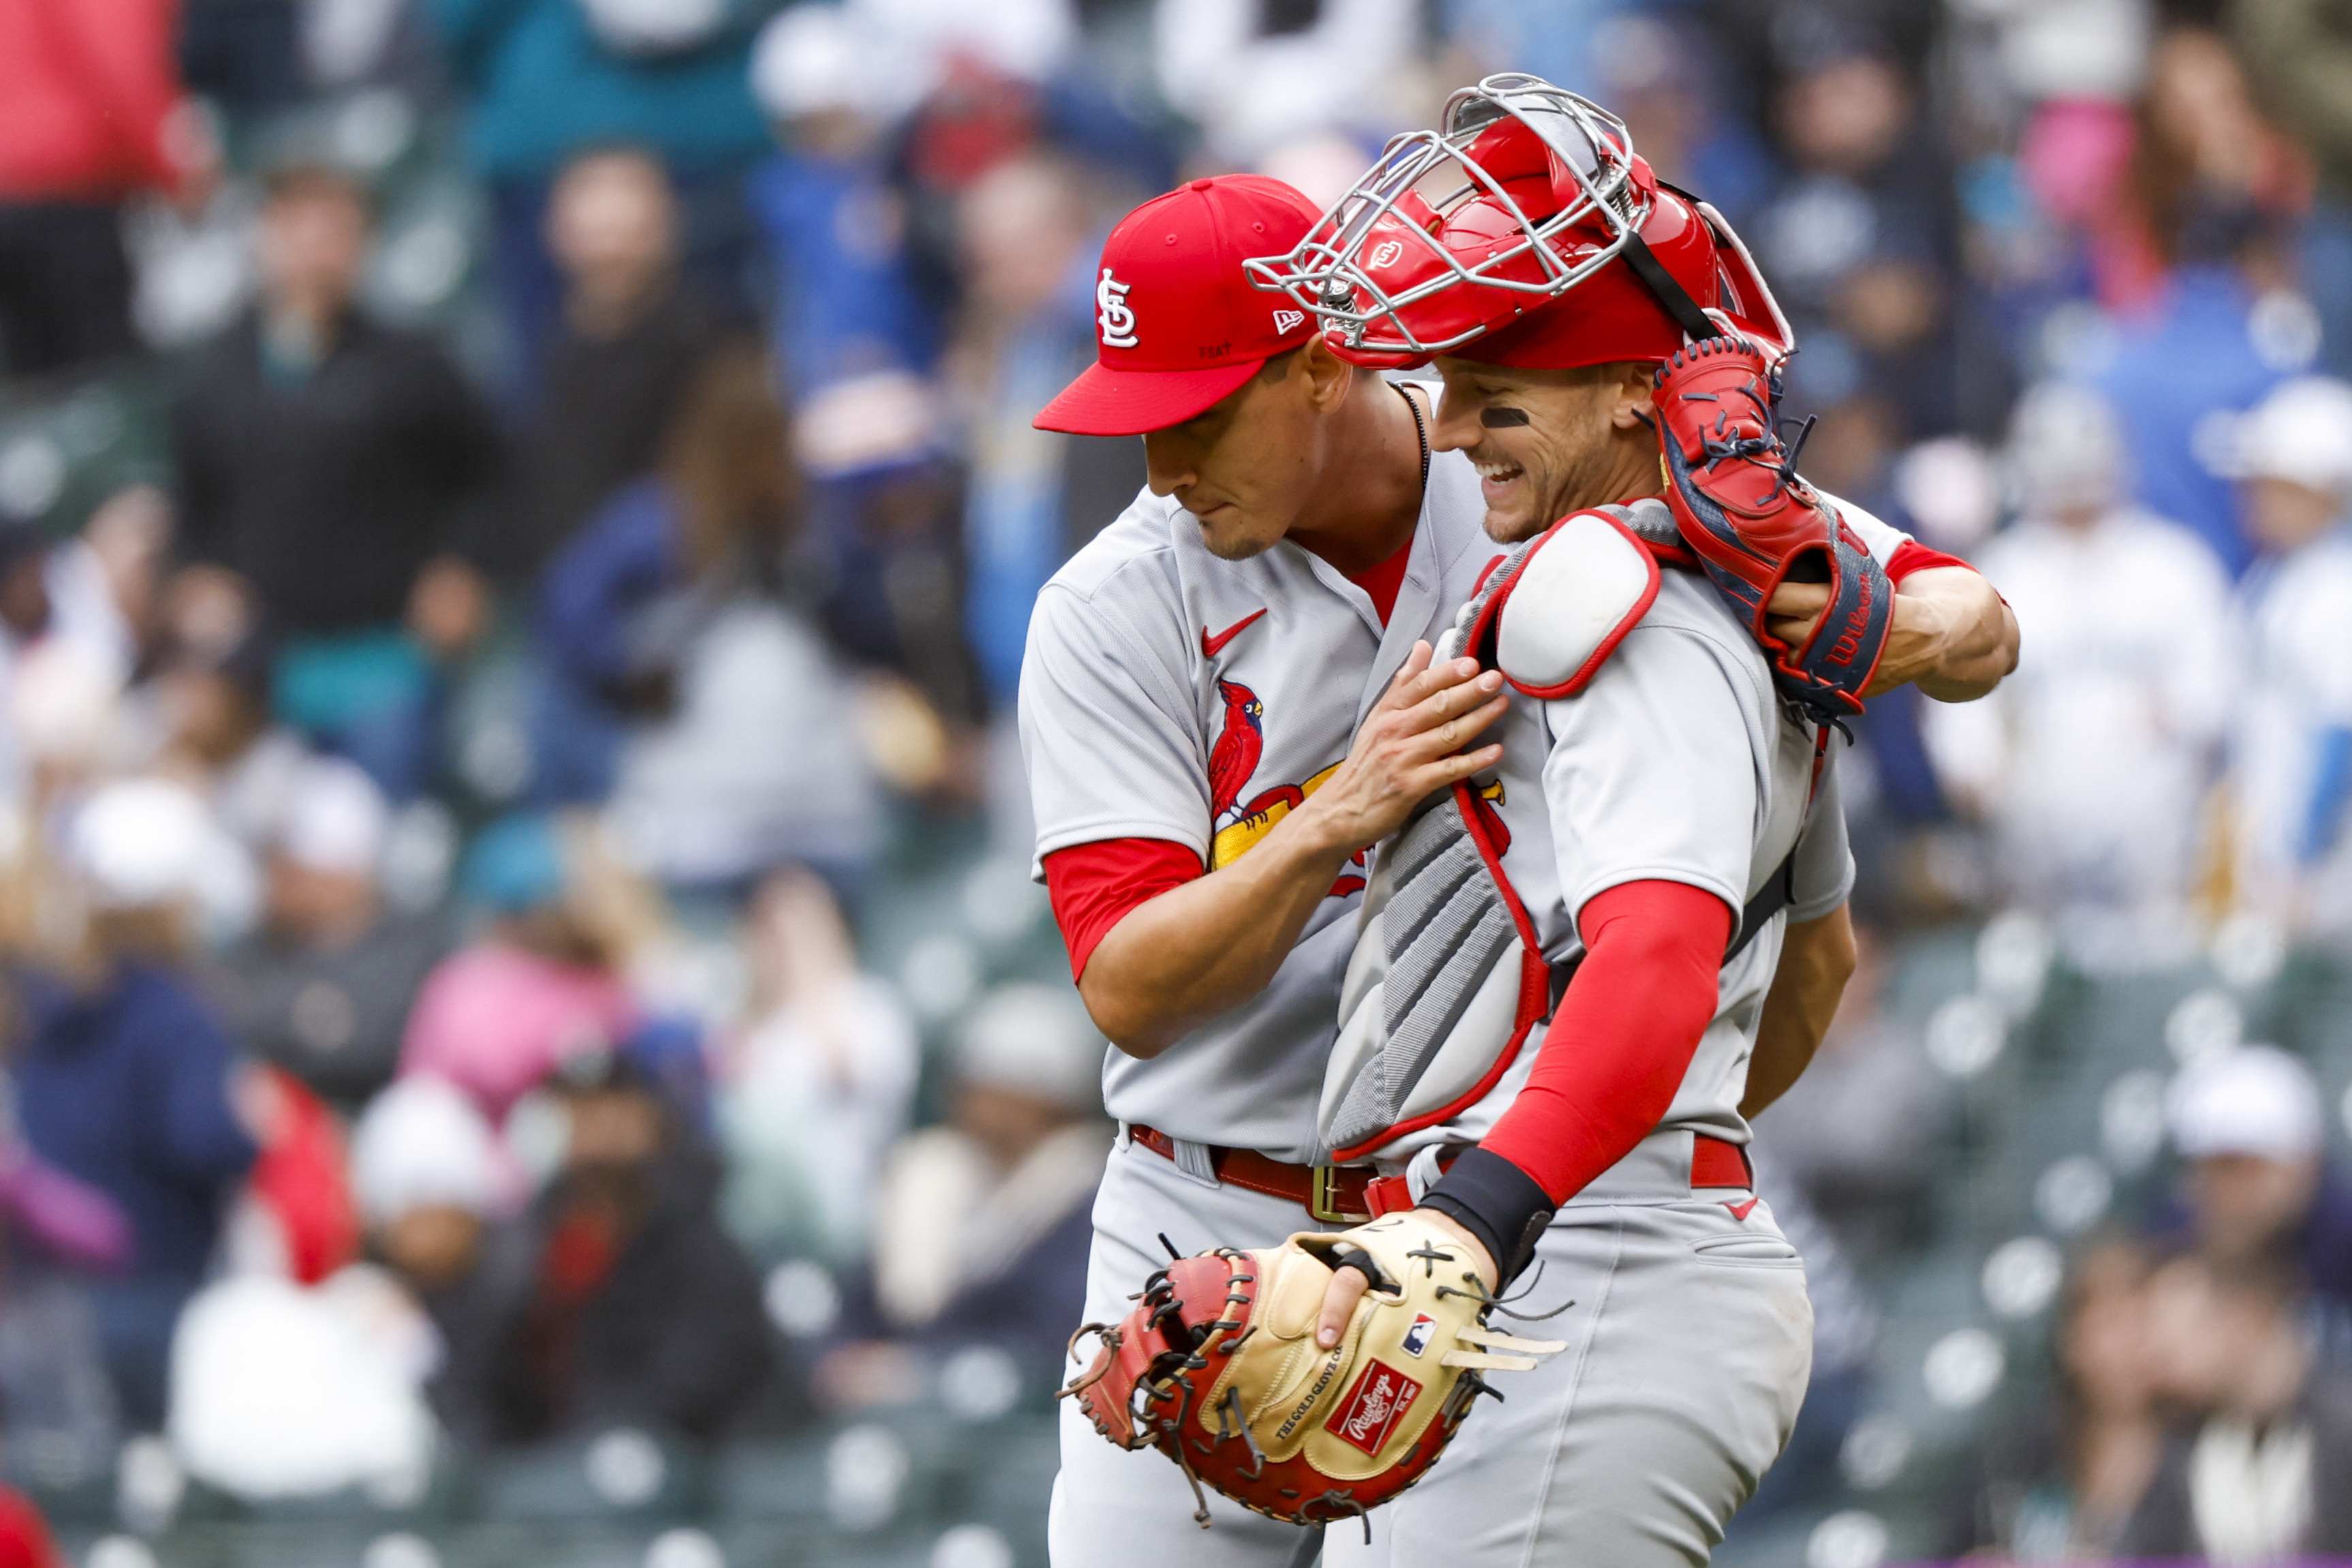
1652,335,1894,721
1061,1217,1561,1533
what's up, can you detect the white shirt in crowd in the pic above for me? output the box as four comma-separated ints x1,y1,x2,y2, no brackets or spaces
2232,522,2352,943
1924,505,2233,969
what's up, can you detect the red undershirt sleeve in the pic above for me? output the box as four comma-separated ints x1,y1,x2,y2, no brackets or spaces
1042,837,1206,981
1422,878,1731,1278
1886,540,1975,583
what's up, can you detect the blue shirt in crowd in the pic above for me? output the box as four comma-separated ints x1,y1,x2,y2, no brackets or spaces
14,965,256,1281
2095,266,2281,576
428,0,778,182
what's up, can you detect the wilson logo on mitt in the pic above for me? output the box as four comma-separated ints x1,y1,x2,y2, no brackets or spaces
1061,1214,1564,1533
1652,334,1894,723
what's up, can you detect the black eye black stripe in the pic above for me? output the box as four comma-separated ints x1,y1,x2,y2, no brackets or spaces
1480,407,1531,428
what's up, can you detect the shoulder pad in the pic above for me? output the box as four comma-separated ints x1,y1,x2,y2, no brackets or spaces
1488,507,1661,698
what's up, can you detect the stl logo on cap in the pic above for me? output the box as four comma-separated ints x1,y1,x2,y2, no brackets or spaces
1096,268,1139,349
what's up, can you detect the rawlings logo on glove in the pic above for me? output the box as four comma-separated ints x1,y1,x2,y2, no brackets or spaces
1652,335,1894,721
1063,1213,1563,1533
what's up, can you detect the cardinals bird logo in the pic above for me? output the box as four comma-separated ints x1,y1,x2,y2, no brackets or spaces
1204,675,1362,894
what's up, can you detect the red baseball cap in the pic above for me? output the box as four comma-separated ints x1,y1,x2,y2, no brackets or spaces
1033,175,1323,437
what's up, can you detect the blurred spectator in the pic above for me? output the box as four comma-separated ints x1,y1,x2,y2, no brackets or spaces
1747,925,1954,1263
2122,1254,2352,1558
503,148,738,580
1949,1238,2165,1561
747,6,940,416
137,580,309,856
949,154,1116,706
868,983,1107,1375
1153,0,1415,166
398,813,638,1123
1924,382,2231,970
352,1073,509,1302
1757,40,1956,437
2088,29,2308,574
2158,1045,2352,1317
433,1050,771,1447
0,514,144,804
172,165,501,798
166,1264,438,1501
2236,0,2352,380
541,347,879,884
12,779,260,1428
2220,376,2352,945
426,0,778,384
0,0,209,379
718,868,917,1267
744,6,979,747
213,756,449,1112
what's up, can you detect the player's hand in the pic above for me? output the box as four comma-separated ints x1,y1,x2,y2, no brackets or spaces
1293,641,1506,856
1315,1207,1498,1349
1767,581,1947,699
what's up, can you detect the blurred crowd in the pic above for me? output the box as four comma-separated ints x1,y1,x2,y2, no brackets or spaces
1,0,2351,1561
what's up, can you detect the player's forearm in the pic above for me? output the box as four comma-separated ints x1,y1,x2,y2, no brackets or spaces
1738,903,1856,1120
1870,567,2017,702
1079,811,1355,1059
1424,881,1729,1280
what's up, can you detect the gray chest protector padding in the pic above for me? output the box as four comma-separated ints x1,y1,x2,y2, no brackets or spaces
1321,782,1548,1163
1318,500,1803,1165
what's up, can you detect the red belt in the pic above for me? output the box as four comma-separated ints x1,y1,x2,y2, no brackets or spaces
1129,1124,1752,1223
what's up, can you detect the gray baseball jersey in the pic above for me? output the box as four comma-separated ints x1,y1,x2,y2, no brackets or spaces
1018,428,1504,1161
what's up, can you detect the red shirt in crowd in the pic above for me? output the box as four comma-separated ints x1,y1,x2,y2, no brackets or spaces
0,0,198,202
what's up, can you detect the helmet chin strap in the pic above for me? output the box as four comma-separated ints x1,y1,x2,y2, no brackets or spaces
1617,232,1723,345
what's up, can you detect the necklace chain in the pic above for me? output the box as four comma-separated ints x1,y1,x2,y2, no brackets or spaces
1394,380,1430,496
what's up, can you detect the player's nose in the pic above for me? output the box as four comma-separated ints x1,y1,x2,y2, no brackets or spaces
1429,389,1481,454
1142,431,1197,497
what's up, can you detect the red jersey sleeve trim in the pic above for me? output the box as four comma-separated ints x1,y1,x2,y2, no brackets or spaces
1043,838,1206,981
1886,539,1973,582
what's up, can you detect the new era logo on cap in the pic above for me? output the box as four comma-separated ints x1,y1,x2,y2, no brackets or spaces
1033,175,1325,437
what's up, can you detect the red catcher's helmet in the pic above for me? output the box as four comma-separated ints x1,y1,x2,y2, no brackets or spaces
1245,74,1791,371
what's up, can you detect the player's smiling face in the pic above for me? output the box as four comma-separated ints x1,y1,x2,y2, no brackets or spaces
1431,358,1660,544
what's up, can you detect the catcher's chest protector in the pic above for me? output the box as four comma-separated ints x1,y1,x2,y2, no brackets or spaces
1319,503,1667,1165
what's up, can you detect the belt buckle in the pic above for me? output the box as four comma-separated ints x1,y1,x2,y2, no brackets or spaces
1308,1165,1366,1225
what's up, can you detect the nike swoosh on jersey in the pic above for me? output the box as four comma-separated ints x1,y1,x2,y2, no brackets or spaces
1201,609,1268,659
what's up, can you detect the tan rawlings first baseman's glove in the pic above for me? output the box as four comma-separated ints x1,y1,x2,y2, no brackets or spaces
1063,1212,1564,1533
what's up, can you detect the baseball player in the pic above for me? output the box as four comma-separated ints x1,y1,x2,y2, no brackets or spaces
1251,80,2005,1563
1020,148,2013,1568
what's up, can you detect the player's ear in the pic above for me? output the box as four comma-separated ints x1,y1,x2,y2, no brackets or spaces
1296,334,1354,413
1609,360,1657,430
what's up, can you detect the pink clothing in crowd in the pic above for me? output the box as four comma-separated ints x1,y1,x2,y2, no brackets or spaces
397,945,639,1121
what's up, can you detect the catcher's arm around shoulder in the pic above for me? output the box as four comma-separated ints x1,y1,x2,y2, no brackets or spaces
1078,642,1507,1058
1739,900,1857,1121
1768,565,2017,703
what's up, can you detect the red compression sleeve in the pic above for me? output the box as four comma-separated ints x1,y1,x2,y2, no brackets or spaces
1043,838,1204,981
1477,879,1732,1202
1886,540,1973,582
